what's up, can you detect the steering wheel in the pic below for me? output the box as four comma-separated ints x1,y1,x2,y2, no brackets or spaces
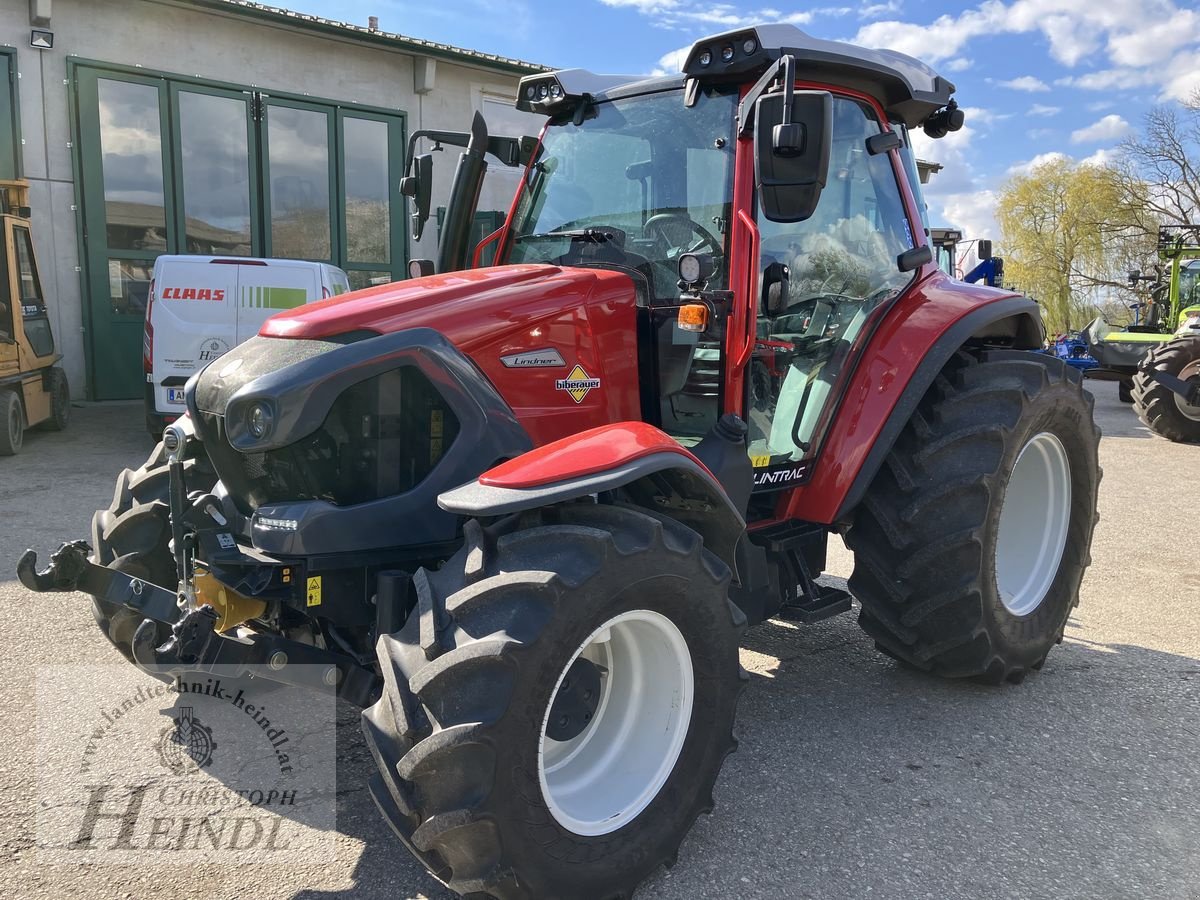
643,213,723,256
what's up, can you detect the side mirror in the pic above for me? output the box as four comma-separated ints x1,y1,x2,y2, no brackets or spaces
754,90,832,223
401,153,434,241
761,261,790,315
1127,269,1140,285
977,239,992,260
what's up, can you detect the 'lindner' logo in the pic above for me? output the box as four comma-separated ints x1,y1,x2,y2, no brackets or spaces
555,364,601,403
156,707,217,774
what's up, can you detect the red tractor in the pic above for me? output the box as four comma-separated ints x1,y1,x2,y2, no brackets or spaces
21,25,1100,899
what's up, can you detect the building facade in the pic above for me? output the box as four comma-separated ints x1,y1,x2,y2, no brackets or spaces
1,0,544,400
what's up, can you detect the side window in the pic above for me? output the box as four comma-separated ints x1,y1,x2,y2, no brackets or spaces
14,227,44,309
747,97,916,478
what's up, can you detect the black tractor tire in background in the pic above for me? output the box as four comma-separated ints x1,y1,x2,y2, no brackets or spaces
0,388,23,455
845,350,1101,684
45,367,70,431
1118,379,1134,403
89,441,215,661
362,503,745,899
1131,335,1200,443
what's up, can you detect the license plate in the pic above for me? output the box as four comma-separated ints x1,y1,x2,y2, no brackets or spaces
167,388,187,404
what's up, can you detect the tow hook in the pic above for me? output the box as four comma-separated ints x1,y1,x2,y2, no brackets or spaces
16,540,92,592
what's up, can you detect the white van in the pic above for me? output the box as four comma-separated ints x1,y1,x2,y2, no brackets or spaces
143,255,350,435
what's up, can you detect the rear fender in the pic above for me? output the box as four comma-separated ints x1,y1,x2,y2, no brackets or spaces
438,422,745,571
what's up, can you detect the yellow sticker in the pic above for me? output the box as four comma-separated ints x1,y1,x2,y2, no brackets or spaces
555,364,601,404
750,454,771,468
306,576,322,607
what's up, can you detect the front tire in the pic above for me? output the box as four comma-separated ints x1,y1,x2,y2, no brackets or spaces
0,389,23,455
89,441,214,661
362,503,744,899
1131,335,1200,443
846,350,1101,683
45,368,70,431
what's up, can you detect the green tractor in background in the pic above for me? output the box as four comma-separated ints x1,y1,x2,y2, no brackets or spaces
1128,227,1200,441
1085,226,1200,407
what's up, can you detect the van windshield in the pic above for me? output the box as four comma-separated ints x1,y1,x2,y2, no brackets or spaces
505,87,737,301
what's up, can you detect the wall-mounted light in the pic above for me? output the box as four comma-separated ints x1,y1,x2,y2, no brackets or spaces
30,29,53,50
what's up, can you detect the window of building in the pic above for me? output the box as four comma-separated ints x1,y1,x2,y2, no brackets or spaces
72,63,407,399
0,51,20,181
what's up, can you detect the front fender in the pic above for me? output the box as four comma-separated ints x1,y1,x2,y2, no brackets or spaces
438,422,745,571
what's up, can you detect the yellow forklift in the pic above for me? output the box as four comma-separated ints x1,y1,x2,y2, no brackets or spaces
0,179,68,454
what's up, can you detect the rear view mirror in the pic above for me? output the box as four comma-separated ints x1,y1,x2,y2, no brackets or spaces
401,153,434,241
761,261,790,315
1128,269,1140,286
977,239,992,260
754,90,832,223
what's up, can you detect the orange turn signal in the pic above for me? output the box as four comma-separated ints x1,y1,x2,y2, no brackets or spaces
677,303,709,333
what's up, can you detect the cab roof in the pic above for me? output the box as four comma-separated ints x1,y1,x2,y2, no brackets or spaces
518,24,955,129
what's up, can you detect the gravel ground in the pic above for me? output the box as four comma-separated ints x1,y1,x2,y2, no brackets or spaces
1,380,1197,899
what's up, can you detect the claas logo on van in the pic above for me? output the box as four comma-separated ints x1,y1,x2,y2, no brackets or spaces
160,287,225,301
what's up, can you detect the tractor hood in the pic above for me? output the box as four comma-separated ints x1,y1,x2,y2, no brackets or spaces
260,264,634,351
257,263,644,445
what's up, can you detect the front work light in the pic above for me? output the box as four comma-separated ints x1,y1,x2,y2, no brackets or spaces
248,403,274,440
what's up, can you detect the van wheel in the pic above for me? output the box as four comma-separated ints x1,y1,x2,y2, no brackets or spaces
45,368,70,431
0,390,24,455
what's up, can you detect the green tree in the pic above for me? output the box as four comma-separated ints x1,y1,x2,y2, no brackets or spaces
996,158,1149,334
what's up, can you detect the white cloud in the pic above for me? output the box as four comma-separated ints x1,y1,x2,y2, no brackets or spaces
1070,114,1131,144
1027,103,1061,116
1007,151,1070,176
1080,147,1120,167
852,0,1200,101
859,0,903,19
599,0,820,33
996,75,1050,92
944,57,972,72
651,45,691,75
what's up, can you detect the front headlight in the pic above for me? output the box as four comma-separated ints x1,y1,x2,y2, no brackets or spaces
247,402,274,440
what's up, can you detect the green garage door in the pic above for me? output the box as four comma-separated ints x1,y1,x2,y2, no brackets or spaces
72,63,406,400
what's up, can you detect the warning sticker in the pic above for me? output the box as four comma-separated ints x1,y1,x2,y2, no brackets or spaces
306,576,322,607
555,364,602,404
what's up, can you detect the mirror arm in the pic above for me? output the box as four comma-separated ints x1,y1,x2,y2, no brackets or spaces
736,54,796,138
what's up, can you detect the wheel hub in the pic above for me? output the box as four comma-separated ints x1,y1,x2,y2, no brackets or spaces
545,656,603,742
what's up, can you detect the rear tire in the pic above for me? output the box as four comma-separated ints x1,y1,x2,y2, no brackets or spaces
89,441,214,661
362,504,745,899
0,389,23,455
1131,335,1200,443
45,368,70,431
845,350,1101,684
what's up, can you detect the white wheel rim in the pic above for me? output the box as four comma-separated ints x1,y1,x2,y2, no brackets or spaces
995,432,1072,616
537,609,694,836
1174,362,1200,421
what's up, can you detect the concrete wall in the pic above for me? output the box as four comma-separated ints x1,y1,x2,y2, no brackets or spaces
0,0,535,398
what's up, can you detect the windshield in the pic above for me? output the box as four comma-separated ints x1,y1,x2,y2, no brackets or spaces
505,87,737,300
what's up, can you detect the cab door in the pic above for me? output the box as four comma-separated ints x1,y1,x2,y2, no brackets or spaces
234,260,319,344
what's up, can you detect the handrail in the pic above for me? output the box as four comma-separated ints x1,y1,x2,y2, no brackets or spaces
472,224,507,268
733,208,760,368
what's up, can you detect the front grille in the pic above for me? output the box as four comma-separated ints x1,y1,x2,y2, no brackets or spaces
207,366,461,510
